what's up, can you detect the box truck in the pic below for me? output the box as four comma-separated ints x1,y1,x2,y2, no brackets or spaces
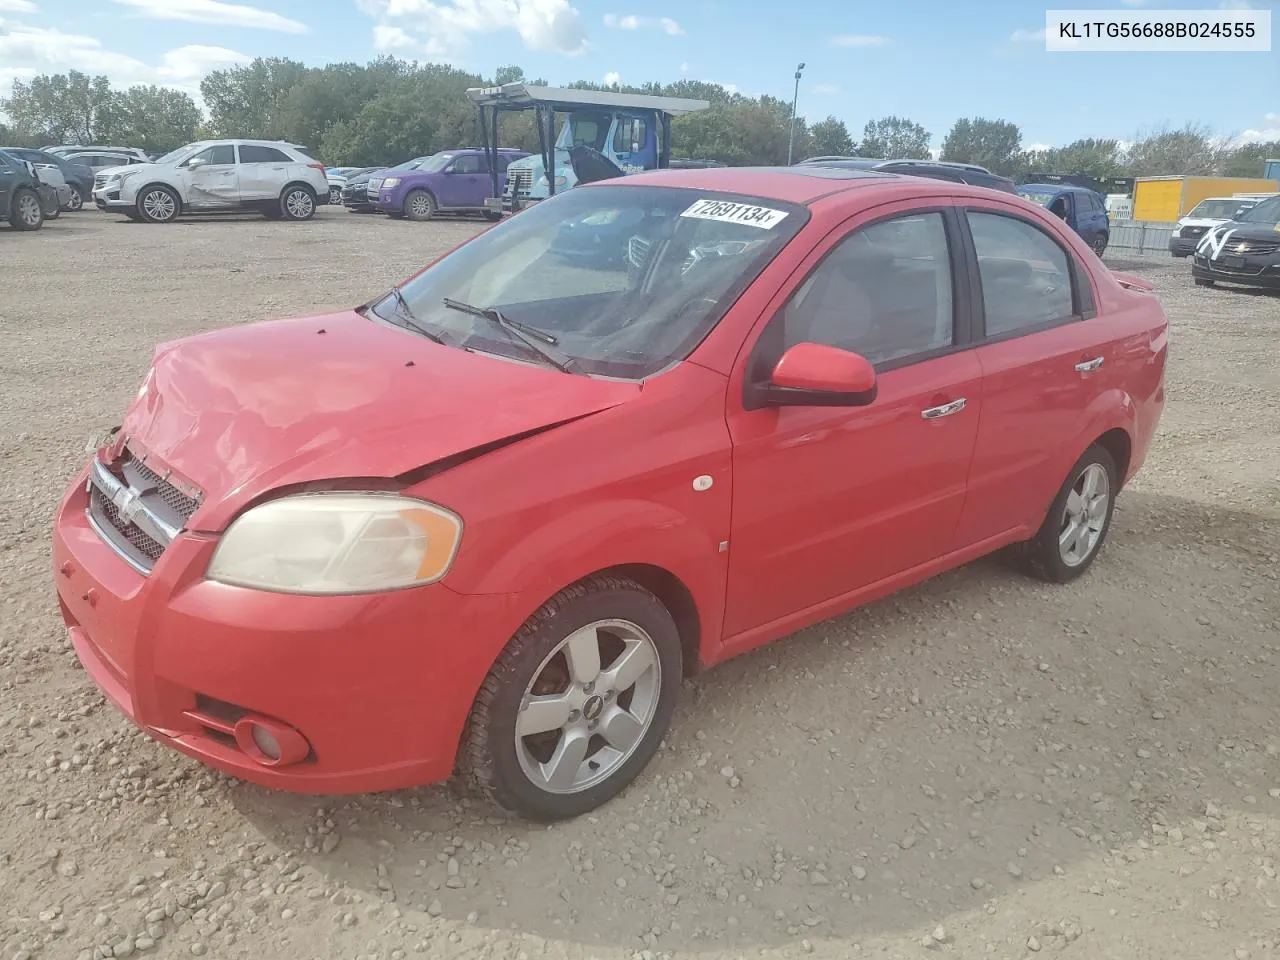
1132,176,1279,223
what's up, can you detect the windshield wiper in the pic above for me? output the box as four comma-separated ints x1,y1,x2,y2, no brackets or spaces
441,297,573,373
379,287,446,345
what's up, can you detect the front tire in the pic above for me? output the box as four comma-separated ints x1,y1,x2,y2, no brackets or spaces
280,184,316,221
1024,444,1118,583
1194,277,1214,287
1090,233,1108,257
328,185,342,205
403,189,436,222
137,185,180,223
66,184,85,211
11,188,45,230
460,576,683,821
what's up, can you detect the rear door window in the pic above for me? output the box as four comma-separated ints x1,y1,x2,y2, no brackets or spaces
966,211,1077,336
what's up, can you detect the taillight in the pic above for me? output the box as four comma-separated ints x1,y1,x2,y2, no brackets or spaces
307,162,325,172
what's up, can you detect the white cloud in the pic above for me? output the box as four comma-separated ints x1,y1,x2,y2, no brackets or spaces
110,0,307,33
372,23,416,48
811,83,839,95
1010,27,1046,42
679,61,688,72
0,22,248,102
1239,125,1280,143
602,12,682,34
832,33,889,47
1266,112,1280,124
602,70,620,86
1026,142,1053,152
0,0,37,12
366,0,587,57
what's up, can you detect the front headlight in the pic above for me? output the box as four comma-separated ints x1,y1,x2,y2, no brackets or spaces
383,177,401,188
208,493,462,595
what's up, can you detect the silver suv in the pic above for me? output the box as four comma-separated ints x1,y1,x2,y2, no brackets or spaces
92,139,330,223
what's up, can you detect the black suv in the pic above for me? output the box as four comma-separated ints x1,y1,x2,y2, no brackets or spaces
802,157,1018,194
0,150,48,231
0,147,94,210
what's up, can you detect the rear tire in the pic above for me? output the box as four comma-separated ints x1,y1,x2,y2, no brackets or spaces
484,210,503,222
11,187,45,230
460,576,683,821
1090,233,1108,257
1023,444,1118,584
404,189,436,222
1194,277,1214,287
66,184,85,211
280,185,316,221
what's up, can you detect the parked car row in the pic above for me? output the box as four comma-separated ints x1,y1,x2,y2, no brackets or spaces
1,149,73,231
1188,193,1280,292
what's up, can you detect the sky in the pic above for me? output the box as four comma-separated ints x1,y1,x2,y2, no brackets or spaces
0,0,1277,151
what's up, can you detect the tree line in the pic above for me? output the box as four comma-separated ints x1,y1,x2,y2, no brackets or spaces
1,59,1275,181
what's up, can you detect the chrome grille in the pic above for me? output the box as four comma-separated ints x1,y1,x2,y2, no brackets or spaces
1227,238,1280,257
505,168,533,199
85,448,201,574
94,174,108,191
1180,225,1208,240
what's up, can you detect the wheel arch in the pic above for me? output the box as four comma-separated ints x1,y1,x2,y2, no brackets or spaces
280,180,317,199
403,185,438,212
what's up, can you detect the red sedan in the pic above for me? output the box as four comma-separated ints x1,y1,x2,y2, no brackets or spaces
52,167,1168,820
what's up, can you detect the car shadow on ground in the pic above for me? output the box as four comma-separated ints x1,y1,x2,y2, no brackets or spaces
227,489,1279,954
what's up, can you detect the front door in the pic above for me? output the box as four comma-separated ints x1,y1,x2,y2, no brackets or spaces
182,144,238,208
437,154,486,209
610,115,652,172
951,204,1114,546
723,203,982,641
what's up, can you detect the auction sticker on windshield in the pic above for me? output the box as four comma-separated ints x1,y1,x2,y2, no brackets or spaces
681,198,789,229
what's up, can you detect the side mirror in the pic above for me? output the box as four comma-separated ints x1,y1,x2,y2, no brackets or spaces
187,157,207,169
753,342,878,408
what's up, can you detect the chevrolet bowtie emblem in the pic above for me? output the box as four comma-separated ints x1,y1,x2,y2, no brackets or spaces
1236,242,1248,253
111,486,144,524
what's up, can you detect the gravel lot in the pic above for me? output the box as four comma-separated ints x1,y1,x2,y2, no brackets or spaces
2,208,1278,960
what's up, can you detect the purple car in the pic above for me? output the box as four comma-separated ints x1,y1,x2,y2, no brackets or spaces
374,148,529,222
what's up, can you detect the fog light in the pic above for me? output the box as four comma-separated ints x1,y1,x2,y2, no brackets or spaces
251,725,281,760
233,715,310,767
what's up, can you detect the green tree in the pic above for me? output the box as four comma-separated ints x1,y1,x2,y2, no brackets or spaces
1123,123,1228,177
1220,139,1280,178
940,117,1023,176
112,86,202,152
807,116,854,157
200,58,311,140
859,116,931,160
1021,138,1124,180
1,70,116,144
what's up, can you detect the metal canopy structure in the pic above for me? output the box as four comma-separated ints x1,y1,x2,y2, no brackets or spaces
464,82,711,204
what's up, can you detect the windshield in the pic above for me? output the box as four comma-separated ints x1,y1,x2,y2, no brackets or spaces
417,153,454,173
155,143,203,165
370,184,807,379
1188,199,1251,219
559,113,611,152
1238,196,1280,224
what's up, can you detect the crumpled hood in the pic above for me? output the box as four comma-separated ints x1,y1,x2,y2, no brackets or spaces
120,310,639,529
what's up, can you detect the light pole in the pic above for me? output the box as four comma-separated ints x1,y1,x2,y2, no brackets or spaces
787,62,805,165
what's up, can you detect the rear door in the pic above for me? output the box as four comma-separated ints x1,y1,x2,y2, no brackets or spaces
951,202,1118,546
236,144,293,201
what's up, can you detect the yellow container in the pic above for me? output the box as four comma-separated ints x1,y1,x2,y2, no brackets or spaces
1133,176,1280,223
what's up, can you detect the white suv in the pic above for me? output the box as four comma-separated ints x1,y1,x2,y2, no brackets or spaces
92,139,330,223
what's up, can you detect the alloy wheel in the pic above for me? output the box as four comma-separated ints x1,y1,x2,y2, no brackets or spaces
286,189,314,219
514,619,662,795
410,194,432,217
17,192,42,227
67,187,84,211
1058,463,1110,567
142,189,176,222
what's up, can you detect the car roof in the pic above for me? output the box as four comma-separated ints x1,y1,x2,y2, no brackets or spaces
1020,182,1092,194
609,165,1008,206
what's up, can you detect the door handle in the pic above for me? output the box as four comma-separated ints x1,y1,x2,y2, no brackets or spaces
1074,356,1104,373
921,398,967,420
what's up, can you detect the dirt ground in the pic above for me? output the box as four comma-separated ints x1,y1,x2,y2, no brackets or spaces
1,208,1278,960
